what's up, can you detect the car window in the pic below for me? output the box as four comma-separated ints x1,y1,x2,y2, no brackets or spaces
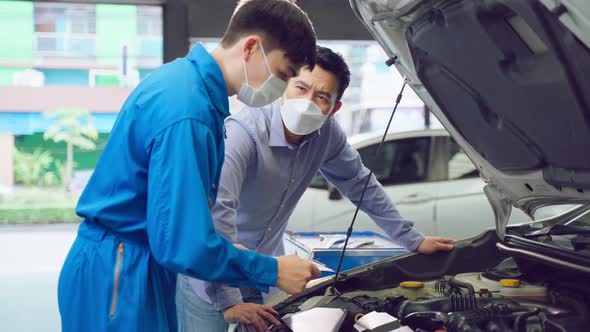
448,138,479,180
308,137,431,189
358,137,430,185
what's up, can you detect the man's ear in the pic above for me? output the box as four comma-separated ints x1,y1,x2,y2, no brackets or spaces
241,36,259,62
330,102,343,118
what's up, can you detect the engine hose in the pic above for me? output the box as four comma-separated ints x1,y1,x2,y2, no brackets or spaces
450,294,478,311
448,277,476,296
435,279,461,295
512,308,540,331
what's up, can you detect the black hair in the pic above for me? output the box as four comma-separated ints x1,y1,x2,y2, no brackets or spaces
221,0,316,68
316,45,351,102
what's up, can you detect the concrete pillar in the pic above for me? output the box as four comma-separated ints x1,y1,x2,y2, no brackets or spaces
0,134,14,188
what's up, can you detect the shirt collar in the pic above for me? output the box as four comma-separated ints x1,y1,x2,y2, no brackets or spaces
187,43,230,118
268,101,323,149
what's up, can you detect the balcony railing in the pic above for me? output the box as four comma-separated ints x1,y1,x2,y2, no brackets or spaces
34,32,96,58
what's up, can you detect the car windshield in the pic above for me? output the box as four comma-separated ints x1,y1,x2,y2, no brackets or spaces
534,204,582,220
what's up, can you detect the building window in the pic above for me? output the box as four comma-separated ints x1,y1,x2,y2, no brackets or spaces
34,3,96,58
137,6,163,62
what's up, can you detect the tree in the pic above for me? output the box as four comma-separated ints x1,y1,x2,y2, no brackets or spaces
43,108,98,185
13,148,54,186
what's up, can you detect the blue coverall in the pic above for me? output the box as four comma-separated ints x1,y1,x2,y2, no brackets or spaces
57,44,278,332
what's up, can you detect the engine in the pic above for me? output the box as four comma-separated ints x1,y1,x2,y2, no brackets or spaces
267,257,590,332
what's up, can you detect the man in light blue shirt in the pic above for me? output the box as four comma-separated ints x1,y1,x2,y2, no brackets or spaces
176,46,454,332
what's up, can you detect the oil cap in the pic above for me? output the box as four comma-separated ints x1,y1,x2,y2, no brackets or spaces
400,281,425,289
500,279,521,288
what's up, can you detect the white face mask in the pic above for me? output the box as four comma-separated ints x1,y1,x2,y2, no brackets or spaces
237,42,287,108
281,98,332,135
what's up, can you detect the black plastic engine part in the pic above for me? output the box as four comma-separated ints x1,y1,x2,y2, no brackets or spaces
482,257,523,281
571,235,590,251
396,295,488,317
395,296,572,320
321,295,406,313
399,303,572,332
400,311,448,331
446,304,519,332
549,287,590,315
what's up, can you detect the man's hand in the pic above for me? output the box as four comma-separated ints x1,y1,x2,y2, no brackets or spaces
276,255,321,294
223,303,280,332
416,236,454,255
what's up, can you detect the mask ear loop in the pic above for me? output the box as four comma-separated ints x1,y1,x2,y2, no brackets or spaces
242,56,250,86
325,100,338,118
243,41,272,88
259,42,273,77
326,106,336,117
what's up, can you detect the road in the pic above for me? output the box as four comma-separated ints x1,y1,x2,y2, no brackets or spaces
0,224,77,332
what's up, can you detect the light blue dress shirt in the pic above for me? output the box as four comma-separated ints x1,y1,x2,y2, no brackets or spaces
185,101,425,311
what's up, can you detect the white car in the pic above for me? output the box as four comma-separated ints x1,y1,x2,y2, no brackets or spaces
288,129,530,240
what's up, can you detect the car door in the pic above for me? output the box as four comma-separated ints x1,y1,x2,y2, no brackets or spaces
428,136,493,239
287,175,325,232
305,135,440,236
431,137,531,239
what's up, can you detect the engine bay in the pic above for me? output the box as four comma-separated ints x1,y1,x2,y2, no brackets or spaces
267,257,588,331
255,221,590,332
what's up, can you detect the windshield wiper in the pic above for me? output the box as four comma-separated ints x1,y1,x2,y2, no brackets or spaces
524,224,590,238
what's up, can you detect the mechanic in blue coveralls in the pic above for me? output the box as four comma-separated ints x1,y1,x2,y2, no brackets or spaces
176,46,456,332
57,1,321,331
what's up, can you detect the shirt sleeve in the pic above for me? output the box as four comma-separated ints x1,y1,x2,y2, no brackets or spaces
145,118,277,290
205,118,258,310
319,121,425,251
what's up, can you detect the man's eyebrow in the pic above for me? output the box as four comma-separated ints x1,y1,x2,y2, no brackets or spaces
294,80,310,88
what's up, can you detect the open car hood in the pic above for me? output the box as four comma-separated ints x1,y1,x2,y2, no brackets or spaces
351,0,590,237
